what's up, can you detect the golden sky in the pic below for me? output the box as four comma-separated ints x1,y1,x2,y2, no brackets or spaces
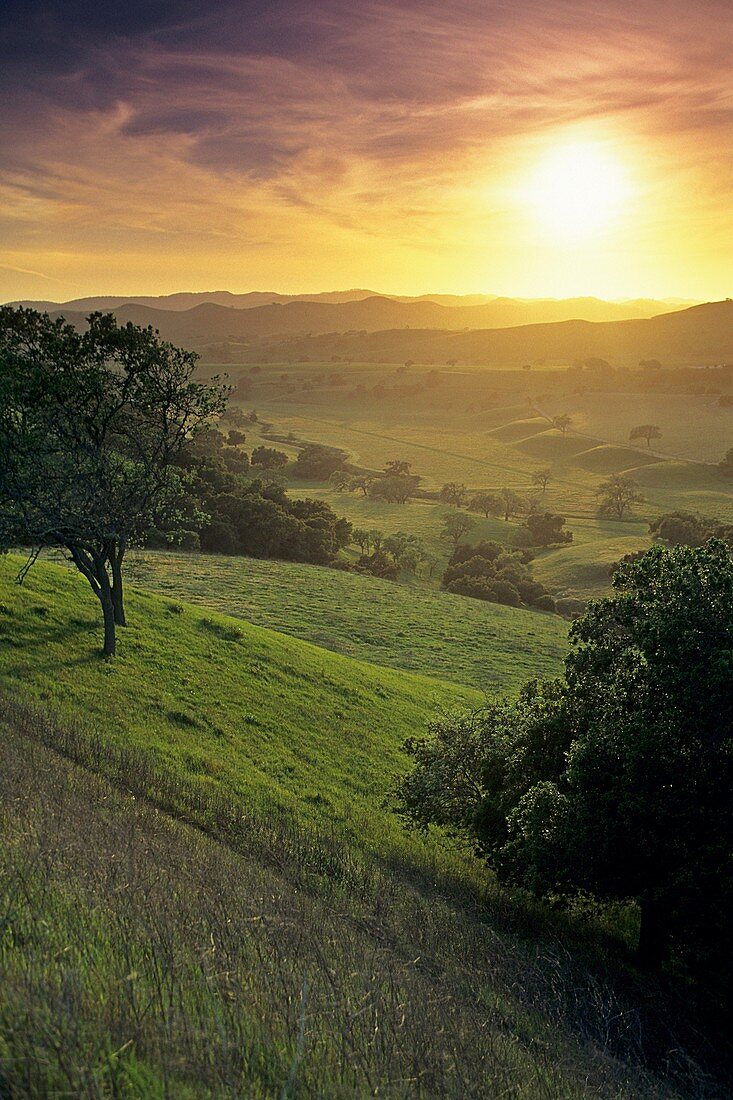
1,0,731,302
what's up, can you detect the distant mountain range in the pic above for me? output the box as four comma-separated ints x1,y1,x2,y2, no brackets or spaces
8,290,699,329
34,298,733,366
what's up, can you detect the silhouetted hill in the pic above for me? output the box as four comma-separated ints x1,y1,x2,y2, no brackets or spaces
44,299,732,366
11,291,695,327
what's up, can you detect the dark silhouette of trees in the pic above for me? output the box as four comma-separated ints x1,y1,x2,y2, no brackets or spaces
516,513,572,547
498,488,524,521
530,467,552,496
441,541,549,608
441,512,476,546
552,414,572,435
468,492,501,519
0,309,227,656
369,462,421,504
251,445,288,469
292,443,347,480
629,424,661,448
396,541,733,979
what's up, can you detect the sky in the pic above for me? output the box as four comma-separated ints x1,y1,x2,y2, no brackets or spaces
1,0,731,302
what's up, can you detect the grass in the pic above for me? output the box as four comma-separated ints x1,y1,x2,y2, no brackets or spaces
0,555,477,865
1,703,701,1099
1,555,728,1097
128,549,568,692
230,368,733,603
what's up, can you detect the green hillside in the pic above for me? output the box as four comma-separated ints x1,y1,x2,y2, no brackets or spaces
0,554,476,862
130,550,567,691
0,553,716,1098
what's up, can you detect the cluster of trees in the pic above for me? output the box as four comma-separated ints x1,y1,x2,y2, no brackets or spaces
649,510,733,549
330,460,422,504
438,470,572,549
395,542,733,983
441,541,555,611
347,529,431,580
157,431,351,563
292,443,348,480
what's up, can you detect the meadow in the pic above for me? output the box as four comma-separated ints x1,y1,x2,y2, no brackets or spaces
0,554,722,1098
129,549,568,691
233,361,732,599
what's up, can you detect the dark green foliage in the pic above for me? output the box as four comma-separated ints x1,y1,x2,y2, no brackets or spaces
368,474,421,504
292,442,347,479
442,541,551,609
649,511,733,549
251,444,288,469
399,542,733,983
355,548,399,580
166,433,351,564
515,513,573,548
0,307,227,655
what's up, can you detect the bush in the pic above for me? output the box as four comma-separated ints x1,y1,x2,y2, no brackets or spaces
442,543,551,611
292,443,347,480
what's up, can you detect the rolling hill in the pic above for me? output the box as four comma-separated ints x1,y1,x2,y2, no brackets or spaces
39,298,733,366
10,290,690,326
0,554,720,1098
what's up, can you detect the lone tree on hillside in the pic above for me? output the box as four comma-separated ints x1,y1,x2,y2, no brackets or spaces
530,467,552,497
629,424,661,448
552,414,572,436
394,542,733,978
596,474,644,520
441,511,476,546
0,309,228,657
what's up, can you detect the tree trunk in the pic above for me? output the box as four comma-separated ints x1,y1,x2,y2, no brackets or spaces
68,544,117,658
100,586,117,658
637,896,668,970
110,541,126,626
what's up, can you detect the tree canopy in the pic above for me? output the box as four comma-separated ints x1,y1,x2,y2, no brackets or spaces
0,308,227,655
396,542,733,980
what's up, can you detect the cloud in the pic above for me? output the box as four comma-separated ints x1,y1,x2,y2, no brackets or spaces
0,0,730,298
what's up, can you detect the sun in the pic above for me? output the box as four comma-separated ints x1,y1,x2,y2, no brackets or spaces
524,140,632,241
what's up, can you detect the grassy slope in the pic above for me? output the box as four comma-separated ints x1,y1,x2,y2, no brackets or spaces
0,557,715,1098
1,711,686,1100
130,550,567,692
0,555,477,863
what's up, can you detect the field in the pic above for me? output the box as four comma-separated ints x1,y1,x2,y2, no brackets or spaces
130,549,568,691
0,554,721,1098
0,555,474,860
231,363,732,600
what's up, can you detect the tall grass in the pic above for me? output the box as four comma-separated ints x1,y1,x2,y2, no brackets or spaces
0,694,725,1099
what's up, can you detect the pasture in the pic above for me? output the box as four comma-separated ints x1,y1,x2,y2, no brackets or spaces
130,549,568,691
223,360,732,600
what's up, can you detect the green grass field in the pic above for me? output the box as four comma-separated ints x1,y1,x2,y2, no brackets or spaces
129,549,568,691
224,364,733,603
0,554,719,1098
0,554,479,864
